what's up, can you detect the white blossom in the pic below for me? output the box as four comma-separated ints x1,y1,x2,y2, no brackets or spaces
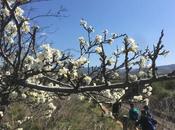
104,90,113,99
129,42,138,52
142,88,147,93
144,84,150,87
78,36,86,45
146,63,152,68
88,97,92,103
79,95,85,100
113,93,121,100
126,37,138,52
107,81,111,86
147,91,152,96
24,116,33,121
25,55,35,65
83,76,92,85
121,89,125,95
0,111,3,117
133,95,143,101
53,49,62,59
113,89,125,100
138,71,146,77
16,128,23,130
72,57,87,67
129,74,138,81
88,25,94,32
40,44,62,62
114,72,119,78
147,86,153,91
22,21,30,33
21,93,27,99
41,44,50,50
125,37,135,45
6,71,11,75
11,91,18,98
140,56,147,68
1,8,10,16
144,98,149,105
77,57,87,65
39,94,46,103
48,83,54,87
95,46,102,53
93,83,96,86
71,70,78,79
17,120,22,125
5,21,17,37
37,52,45,61
5,36,14,44
80,19,87,27
29,91,38,97
15,7,24,17
101,76,105,83
95,35,103,43
59,67,69,77
48,102,56,110
125,87,128,90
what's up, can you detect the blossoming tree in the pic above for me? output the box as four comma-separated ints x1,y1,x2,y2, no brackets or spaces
0,0,175,127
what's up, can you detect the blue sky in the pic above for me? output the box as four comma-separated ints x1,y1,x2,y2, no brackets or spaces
27,0,175,66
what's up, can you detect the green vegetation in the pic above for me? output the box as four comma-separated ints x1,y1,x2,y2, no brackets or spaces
150,80,175,122
2,96,122,130
152,80,175,98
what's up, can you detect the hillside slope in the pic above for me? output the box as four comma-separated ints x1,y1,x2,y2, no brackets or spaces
2,96,122,130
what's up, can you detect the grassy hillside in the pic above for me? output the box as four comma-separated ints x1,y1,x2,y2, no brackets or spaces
1,96,122,130
152,80,175,98
150,80,175,122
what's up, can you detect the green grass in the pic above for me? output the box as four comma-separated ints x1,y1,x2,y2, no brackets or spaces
2,96,122,130
152,80,175,98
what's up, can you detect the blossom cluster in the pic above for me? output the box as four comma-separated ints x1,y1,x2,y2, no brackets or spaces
132,84,153,105
142,84,153,96
125,37,138,53
26,90,57,118
0,111,3,117
102,88,125,102
24,44,62,71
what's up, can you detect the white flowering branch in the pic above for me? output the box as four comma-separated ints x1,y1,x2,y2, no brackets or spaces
18,75,175,94
0,0,175,122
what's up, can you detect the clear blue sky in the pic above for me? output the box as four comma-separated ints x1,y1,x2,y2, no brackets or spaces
27,0,175,66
